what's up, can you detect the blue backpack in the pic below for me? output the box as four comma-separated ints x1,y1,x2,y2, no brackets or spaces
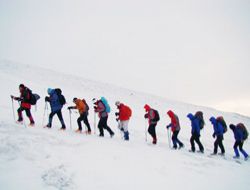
101,97,111,113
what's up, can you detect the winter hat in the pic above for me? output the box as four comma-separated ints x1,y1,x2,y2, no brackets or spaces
229,124,236,130
19,84,25,89
47,88,53,94
115,101,121,106
144,104,150,111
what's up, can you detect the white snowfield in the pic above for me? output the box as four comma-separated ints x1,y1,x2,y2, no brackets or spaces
0,60,249,190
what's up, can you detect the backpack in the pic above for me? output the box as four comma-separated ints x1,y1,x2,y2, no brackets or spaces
55,88,66,105
27,89,40,105
126,105,132,118
237,123,249,140
82,99,89,112
100,97,111,113
195,111,205,130
217,116,227,133
153,110,160,122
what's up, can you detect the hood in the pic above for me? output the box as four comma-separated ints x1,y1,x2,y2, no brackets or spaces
167,110,175,119
209,117,217,124
47,88,54,95
229,124,236,131
144,104,151,112
187,113,194,120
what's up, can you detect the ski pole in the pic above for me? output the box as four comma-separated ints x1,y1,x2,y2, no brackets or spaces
145,119,148,142
11,96,16,122
69,109,72,131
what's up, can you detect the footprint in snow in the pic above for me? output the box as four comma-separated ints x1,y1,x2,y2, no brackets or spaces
41,165,75,190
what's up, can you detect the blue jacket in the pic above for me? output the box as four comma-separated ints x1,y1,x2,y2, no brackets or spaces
210,117,224,136
49,89,63,112
233,128,244,141
187,113,200,135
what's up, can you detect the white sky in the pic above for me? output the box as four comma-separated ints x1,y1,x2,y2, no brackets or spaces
0,0,250,116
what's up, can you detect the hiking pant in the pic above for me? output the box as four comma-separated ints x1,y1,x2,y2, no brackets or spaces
118,120,129,132
17,107,34,124
234,140,248,158
214,135,225,154
172,130,183,149
48,110,65,128
98,116,114,136
148,123,157,140
77,113,91,132
118,120,130,140
190,133,204,152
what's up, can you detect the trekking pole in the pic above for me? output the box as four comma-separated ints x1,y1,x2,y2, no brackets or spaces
145,119,148,142
92,98,97,134
167,128,171,149
11,96,16,122
69,109,72,131
94,111,96,134
18,101,27,128
42,102,48,127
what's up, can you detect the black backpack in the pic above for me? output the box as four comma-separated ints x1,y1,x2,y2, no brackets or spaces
217,116,227,133
27,89,40,105
153,110,160,122
195,111,205,130
237,123,249,141
55,88,66,105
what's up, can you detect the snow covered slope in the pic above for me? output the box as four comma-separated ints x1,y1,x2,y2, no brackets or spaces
0,60,249,190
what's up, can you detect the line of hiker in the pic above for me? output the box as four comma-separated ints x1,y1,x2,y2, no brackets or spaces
10,84,249,161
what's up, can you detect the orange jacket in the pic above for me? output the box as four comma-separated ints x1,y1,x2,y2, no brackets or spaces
75,99,86,114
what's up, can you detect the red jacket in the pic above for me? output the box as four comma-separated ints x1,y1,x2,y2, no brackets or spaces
167,110,180,132
118,104,132,121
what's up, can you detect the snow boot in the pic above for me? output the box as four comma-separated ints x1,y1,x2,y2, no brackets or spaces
124,131,129,141
152,137,157,145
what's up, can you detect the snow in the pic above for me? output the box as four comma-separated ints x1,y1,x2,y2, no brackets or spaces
0,60,250,190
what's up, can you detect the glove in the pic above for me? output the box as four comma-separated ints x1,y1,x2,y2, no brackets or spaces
115,112,119,116
144,113,148,119
45,96,50,102
212,133,216,138
11,95,15,99
166,124,171,129
68,106,73,110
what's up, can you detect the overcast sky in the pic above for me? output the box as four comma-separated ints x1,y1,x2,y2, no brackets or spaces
0,0,250,116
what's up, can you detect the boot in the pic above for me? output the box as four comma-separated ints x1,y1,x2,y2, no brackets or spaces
152,137,157,145
124,131,129,141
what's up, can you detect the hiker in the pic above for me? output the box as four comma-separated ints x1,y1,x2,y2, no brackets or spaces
45,88,66,130
68,98,91,134
144,104,160,144
187,113,204,153
115,101,132,141
94,97,114,137
209,117,225,155
229,124,249,160
167,110,184,149
11,84,35,126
